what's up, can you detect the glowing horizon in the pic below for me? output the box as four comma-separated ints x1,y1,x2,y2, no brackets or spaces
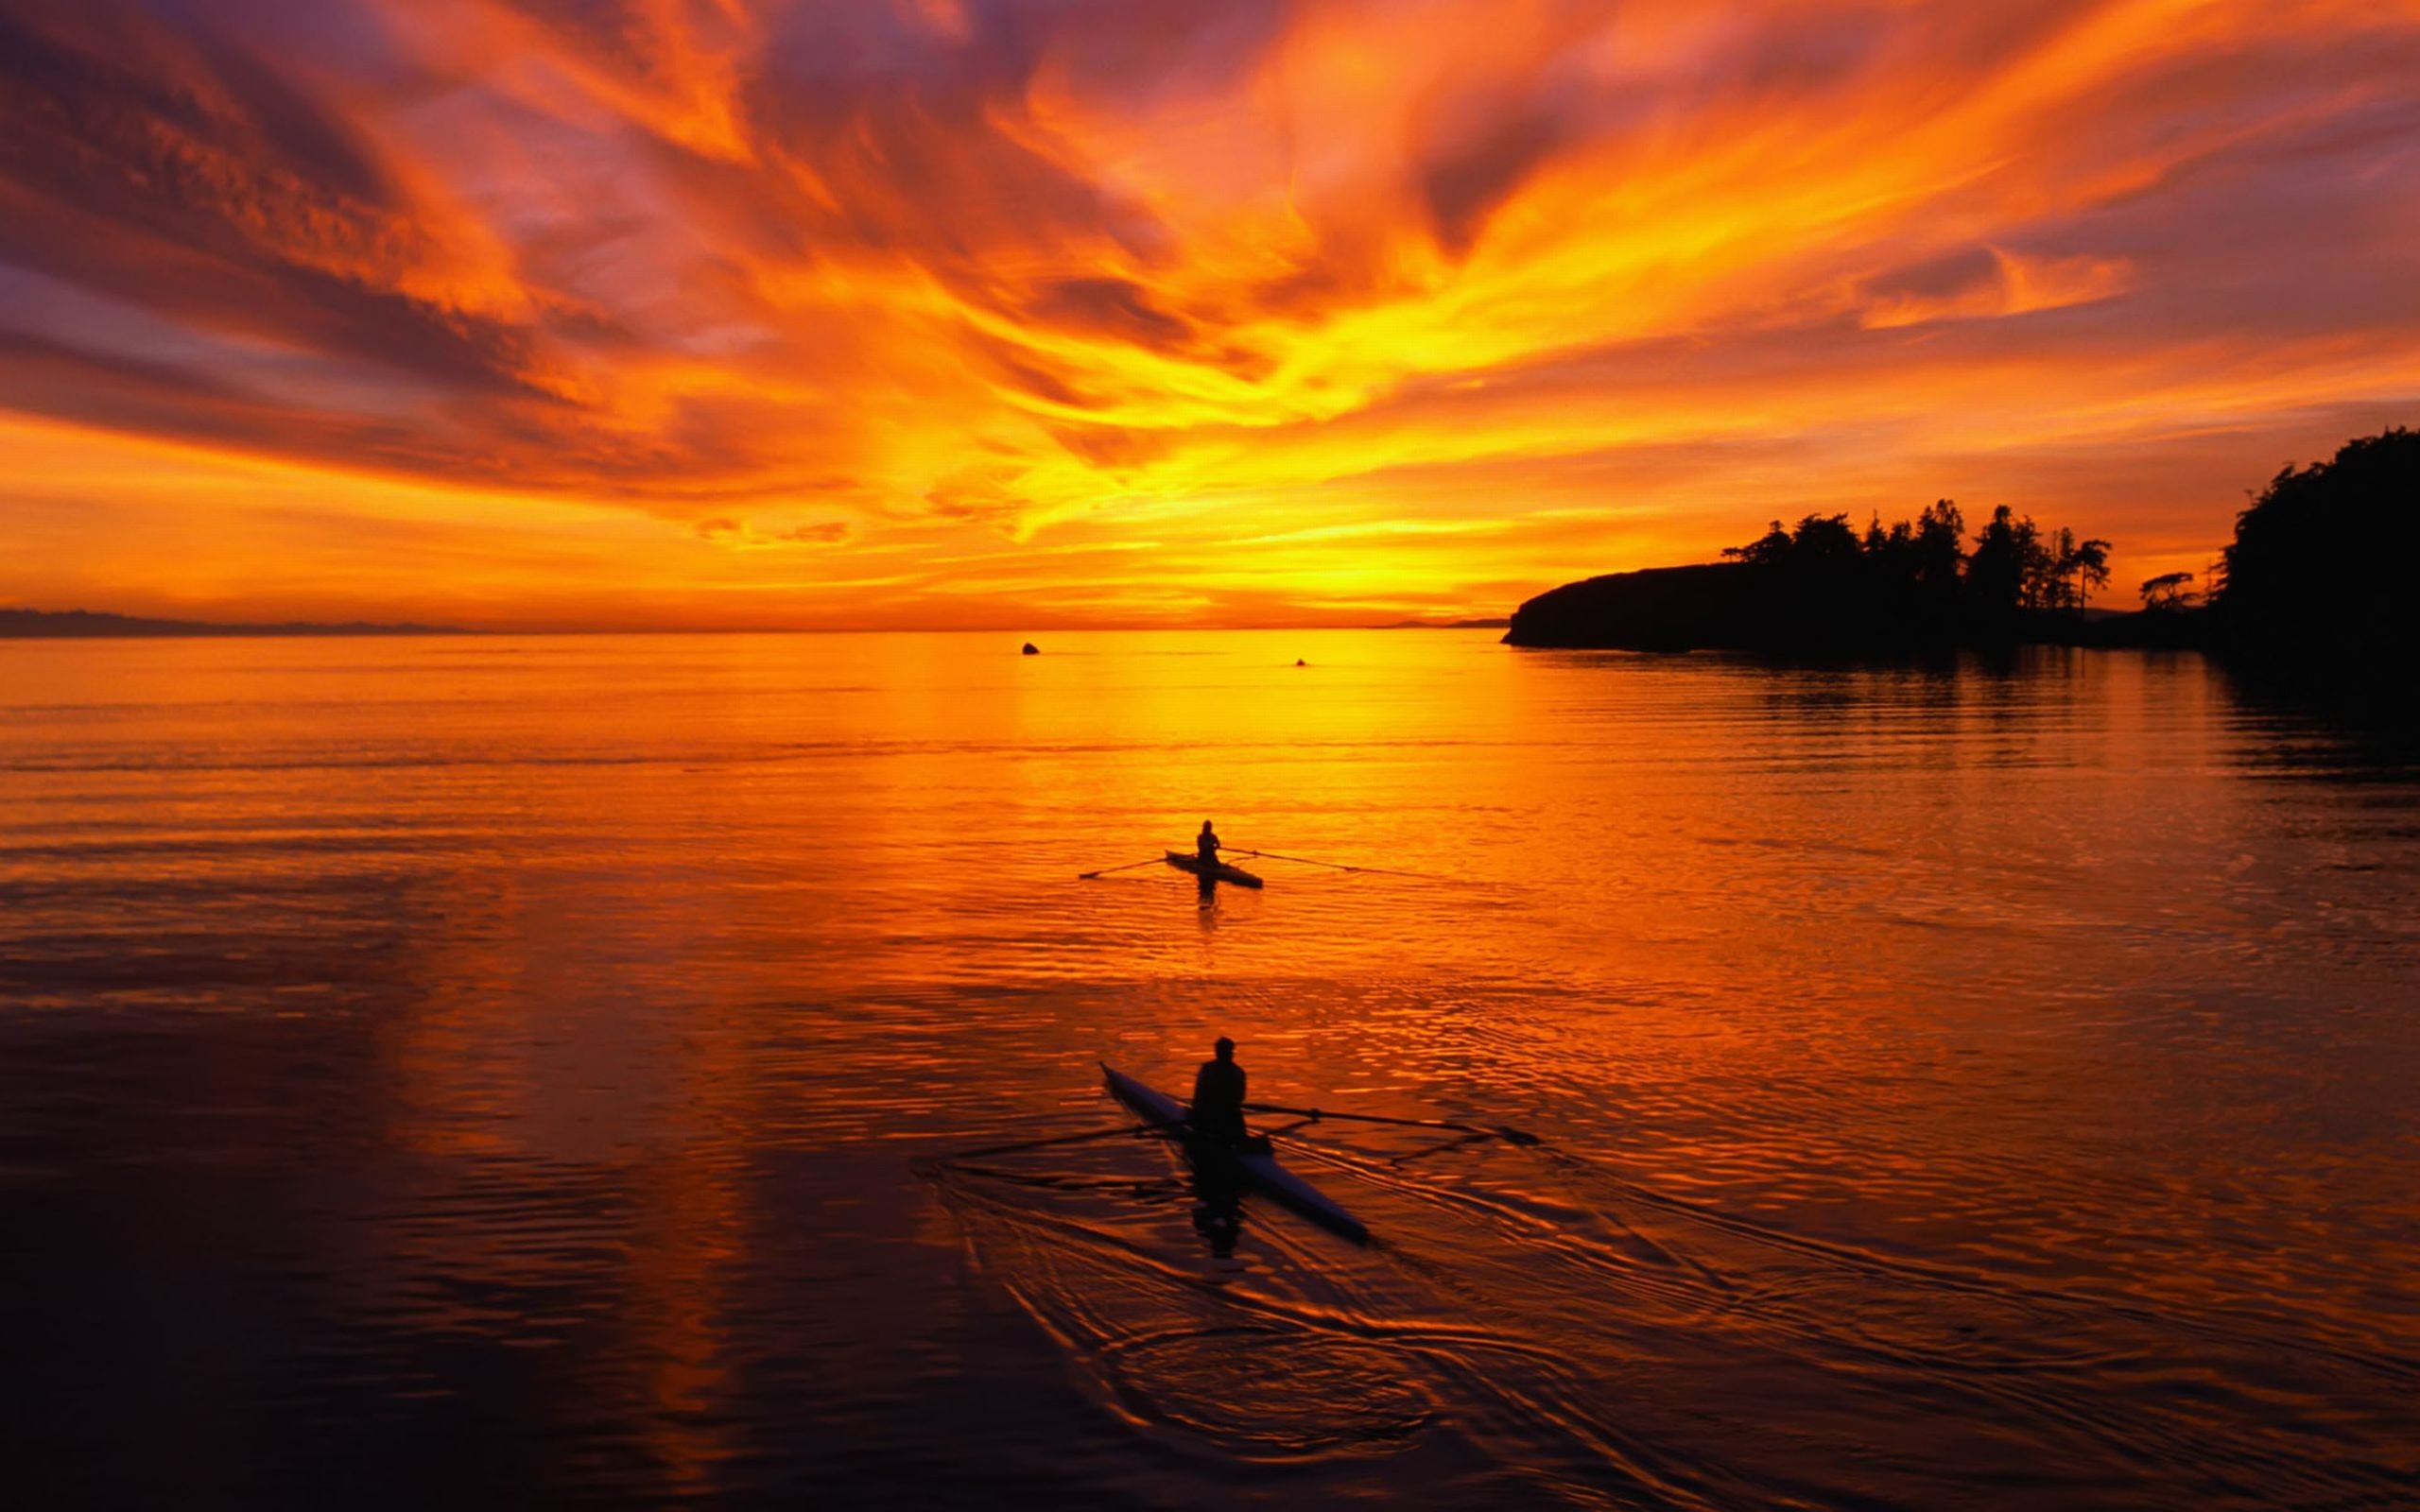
4,0,2417,630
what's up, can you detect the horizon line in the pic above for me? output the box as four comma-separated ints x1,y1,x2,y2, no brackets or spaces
1,607,1512,638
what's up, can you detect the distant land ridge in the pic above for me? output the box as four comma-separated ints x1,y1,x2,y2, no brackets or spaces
1,609,465,638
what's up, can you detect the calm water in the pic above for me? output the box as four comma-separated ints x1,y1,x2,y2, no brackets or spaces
3,630,2415,1508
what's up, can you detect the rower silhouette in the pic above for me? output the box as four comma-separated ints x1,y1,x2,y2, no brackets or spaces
1191,821,1223,900
1190,1037,1247,1145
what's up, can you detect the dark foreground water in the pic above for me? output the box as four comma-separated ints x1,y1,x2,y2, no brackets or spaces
2,631,2415,1508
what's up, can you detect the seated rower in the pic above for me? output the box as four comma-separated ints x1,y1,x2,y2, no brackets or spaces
1190,1037,1248,1145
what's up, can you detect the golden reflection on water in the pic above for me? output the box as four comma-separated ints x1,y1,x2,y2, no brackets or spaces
1,631,2415,1505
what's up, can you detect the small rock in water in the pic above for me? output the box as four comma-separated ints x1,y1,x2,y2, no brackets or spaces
1021,642,1040,656
1295,658,1307,666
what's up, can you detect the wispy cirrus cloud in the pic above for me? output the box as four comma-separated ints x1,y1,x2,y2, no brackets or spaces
2,0,2417,626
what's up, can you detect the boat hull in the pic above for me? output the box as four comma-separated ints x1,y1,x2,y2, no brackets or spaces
1163,850,1265,887
1100,1062,1369,1243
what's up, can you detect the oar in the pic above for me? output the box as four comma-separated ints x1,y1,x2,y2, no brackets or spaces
1079,854,1170,880
938,1124,1178,1161
1245,1100,1539,1146
1233,849,1438,880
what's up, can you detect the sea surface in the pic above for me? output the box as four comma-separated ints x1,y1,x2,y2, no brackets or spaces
2,629,2415,1508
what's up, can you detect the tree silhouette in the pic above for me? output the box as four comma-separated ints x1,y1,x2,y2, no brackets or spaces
2052,532,2113,610
1963,505,2035,631
2217,427,2419,679
2140,572,2199,611
1723,521,1794,569
1700,498,2114,648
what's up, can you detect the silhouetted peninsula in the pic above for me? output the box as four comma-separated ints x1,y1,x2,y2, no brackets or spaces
1507,501,2108,653
1,609,463,639
1507,426,2416,684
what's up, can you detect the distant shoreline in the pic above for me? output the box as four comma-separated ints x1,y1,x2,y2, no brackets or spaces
4,610,1515,639
1,609,470,640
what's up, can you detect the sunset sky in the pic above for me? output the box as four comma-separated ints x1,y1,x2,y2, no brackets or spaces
3,0,2416,629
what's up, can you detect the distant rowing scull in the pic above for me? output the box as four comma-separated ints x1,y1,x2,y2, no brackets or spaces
1161,851,1264,887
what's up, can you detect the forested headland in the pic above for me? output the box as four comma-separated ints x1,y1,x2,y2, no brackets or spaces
1505,427,2417,698
1506,497,2111,653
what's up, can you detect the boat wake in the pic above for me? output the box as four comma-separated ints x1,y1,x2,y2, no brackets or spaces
923,1119,2419,1508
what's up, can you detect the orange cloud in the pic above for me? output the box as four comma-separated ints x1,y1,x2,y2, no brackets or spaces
2,0,2417,627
